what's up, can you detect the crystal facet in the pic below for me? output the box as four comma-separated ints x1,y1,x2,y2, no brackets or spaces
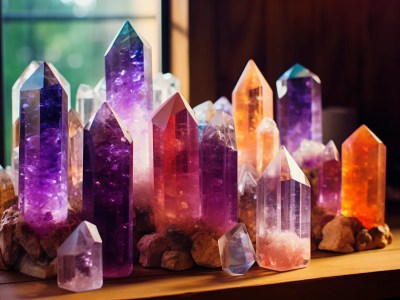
150,93,200,234
292,139,325,170
75,84,99,125
0,166,16,215
238,171,257,246
200,112,238,235
256,117,280,174
153,72,180,109
57,221,103,292
11,145,19,195
233,60,273,168
214,96,232,115
317,140,341,215
19,62,69,235
276,64,322,153
238,163,259,182
105,20,153,211
83,102,133,278
93,77,106,104
341,125,386,229
193,100,217,138
218,223,256,276
256,146,311,271
68,109,84,214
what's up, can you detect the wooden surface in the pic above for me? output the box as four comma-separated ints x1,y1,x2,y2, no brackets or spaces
1,228,399,300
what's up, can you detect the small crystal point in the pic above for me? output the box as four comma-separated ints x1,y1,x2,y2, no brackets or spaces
218,223,256,276
57,221,103,292
93,77,106,103
153,72,180,109
214,96,232,115
193,100,217,138
238,163,259,182
76,83,97,125
256,117,280,174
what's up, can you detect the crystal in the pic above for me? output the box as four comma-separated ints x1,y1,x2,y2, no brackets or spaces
83,102,133,278
238,171,257,245
292,139,325,170
0,166,16,215
232,60,273,168
150,93,200,234
12,118,20,149
218,223,256,276
57,221,103,292
238,162,259,182
276,63,322,153
75,84,98,125
200,112,238,235
341,125,386,229
317,140,341,215
105,20,153,211
93,77,106,103
193,100,217,138
19,62,69,235
153,72,180,109
11,144,19,196
214,96,232,115
256,146,311,271
256,117,280,174
68,109,84,214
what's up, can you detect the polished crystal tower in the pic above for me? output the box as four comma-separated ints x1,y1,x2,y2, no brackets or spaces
150,93,200,234
68,109,84,214
105,20,153,211
83,102,133,278
193,100,217,138
276,64,322,153
200,112,238,235
341,125,386,229
256,147,311,271
75,83,98,125
58,221,103,292
233,60,273,168
317,140,341,214
153,72,180,109
19,62,69,235
256,117,280,174
214,96,232,115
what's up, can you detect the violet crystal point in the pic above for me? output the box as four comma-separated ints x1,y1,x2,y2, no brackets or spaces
58,221,103,292
83,102,133,278
200,111,238,235
318,140,341,214
105,20,153,210
214,96,232,115
150,93,200,234
19,62,69,235
256,146,311,271
276,64,322,153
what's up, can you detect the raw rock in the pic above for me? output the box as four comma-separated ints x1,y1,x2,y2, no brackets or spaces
40,225,73,259
318,215,362,253
137,233,169,267
356,224,393,251
161,251,194,271
16,254,56,279
166,228,192,252
191,231,221,268
15,221,43,261
0,206,21,265
311,206,335,251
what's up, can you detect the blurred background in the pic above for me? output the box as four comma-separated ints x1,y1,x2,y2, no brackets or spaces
1,0,400,197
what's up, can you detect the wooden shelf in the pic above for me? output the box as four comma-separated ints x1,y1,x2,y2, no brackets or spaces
1,228,399,299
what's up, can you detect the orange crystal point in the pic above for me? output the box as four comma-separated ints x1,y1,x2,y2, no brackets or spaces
232,60,273,168
341,124,386,229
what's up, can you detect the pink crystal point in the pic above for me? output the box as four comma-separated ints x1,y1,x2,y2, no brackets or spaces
256,146,311,271
150,92,200,234
317,140,341,214
19,62,69,235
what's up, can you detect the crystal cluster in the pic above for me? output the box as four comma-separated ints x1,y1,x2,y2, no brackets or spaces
341,125,386,229
276,64,322,153
150,93,200,234
83,102,133,278
19,62,69,235
256,147,311,271
58,221,103,292
200,112,237,235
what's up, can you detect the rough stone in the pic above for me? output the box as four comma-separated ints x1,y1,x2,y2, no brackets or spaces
15,221,43,261
0,206,21,265
356,224,393,251
161,251,194,271
137,233,169,267
40,225,73,259
165,228,192,252
311,206,335,251
191,231,221,268
16,254,56,279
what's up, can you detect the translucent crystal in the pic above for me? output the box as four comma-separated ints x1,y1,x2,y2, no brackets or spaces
57,221,103,292
238,163,259,182
193,100,216,138
256,117,280,174
93,77,106,103
292,139,325,169
75,84,98,125
11,147,19,196
153,72,180,109
214,96,232,115
238,171,257,245
256,146,311,271
0,166,16,215
218,223,256,276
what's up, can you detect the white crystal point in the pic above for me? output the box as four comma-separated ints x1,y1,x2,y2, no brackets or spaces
202,111,237,150
292,139,325,169
57,221,103,292
323,140,340,162
238,171,257,196
76,84,98,125
193,100,216,124
214,96,232,115
257,117,278,133
218,223,256,276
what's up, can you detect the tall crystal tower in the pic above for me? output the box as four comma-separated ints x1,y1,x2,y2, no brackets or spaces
105,21,153,211
276,64,322,153
19,62,69,235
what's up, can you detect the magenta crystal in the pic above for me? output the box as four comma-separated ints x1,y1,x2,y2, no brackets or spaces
83,102,133,278
200,112,238,235
317,140,341,214
276,64,322,153
19,62,68,235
